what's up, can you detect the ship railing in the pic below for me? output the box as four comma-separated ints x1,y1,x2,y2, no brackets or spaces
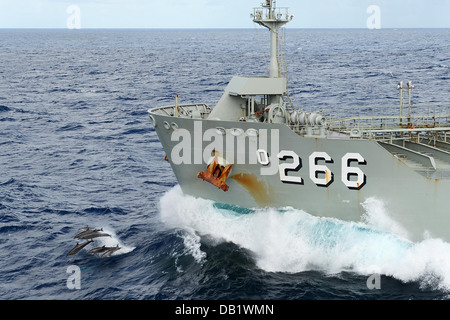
322,103,450,140
287,103,450,141
252,7,291,22
150,103,211,119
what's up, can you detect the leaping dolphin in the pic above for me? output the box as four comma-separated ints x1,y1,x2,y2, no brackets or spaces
66,240,93,256
88,245,109,255
74,227,103,239
76,230,111,240
101,245,121,258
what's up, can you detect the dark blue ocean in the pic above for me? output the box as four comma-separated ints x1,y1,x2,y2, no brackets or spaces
1,28,450,302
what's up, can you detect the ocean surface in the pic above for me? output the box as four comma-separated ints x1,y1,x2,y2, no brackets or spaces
1,28,450,301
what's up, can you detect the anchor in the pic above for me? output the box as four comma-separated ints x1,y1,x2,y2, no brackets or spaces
197,151,233,192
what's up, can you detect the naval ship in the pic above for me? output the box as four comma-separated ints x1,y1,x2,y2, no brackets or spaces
148,0,450,243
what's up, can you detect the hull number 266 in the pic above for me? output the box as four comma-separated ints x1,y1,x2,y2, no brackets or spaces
258,150,367,190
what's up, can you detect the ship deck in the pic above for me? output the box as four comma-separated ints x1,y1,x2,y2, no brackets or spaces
149,102,450,179
321,103,450,179
321,103,450,140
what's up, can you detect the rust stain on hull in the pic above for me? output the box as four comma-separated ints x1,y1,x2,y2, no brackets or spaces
230,173,273,207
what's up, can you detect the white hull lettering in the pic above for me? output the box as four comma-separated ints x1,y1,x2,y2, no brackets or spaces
277,150,304,185
341,153,367,190
309,151,334,187
275,150,366,189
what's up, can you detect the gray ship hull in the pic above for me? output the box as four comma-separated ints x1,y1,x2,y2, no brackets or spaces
149,111,450,243
148,1,450,244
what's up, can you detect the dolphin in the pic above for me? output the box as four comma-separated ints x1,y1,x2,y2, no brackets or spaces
74,227,103,239
66,240,93,257
101,245,121,258
88,245,109,255
76,230,111,240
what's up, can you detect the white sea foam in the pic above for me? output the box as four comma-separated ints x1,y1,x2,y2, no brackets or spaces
159,186,450,291
180,229,207,264
91,227,135,256
361,197,410,240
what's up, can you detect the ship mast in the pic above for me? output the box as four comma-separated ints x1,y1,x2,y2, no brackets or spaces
252,0,292,78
